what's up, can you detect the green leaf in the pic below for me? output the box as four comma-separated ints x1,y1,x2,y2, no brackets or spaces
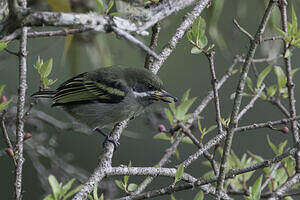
251,175,263,200
284,197,293,200
0,85,5,96
0,42,7,51
115,180,125,191
181,89,191,103
246,77,253,92
191,46,202,54
267,85,277,97
206,125,217,134
175,97,197,121
278,140,287,154
93,182,99,200
153,132,171,141
165,108,174,126
257,65,272,88
248,151,264,162
127,183,138,192
292,67,300,76
95,0,105,14
40,58,53,78
198,35,208,49
181,136,193,144
267,135,278,155
43,194,54,200
63,185,83,200
291,5,298,35
61,178,75,197
0,98,12,111
174,163,184,184
169,102,176,115
106,0,114,13
274,66,287,90
192,16,206,43
48,175,61,200
275,26,288,37
99,193,104,200
193,191,204,200
284,49,292,58
171,194,176,200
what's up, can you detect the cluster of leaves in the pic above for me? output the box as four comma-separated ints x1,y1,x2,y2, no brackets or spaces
249,136,298,196
115,161,138,194
153,89,197,144
34,57,57,89
201,136,298,200
187,16,214,54
276,5,300,58
95,0,116,16
43,175,82,200
203,148,258,192
245,65,300,100
0,85,12,112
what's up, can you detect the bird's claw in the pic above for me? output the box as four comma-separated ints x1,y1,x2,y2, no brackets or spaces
103,135,120,150
93,128,120,150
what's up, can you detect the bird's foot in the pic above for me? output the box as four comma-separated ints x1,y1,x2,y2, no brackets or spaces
93,128,120,150
103,135,120,149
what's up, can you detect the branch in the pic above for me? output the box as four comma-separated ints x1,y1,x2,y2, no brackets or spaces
278,0,300,173
144,23,161,69
237,84,265,120
1,27,93,43
108,166,197,183
14,0,28,198
216,1,277,198
72,120,129,200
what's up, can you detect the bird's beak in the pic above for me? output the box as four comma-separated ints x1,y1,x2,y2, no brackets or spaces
150,90,177,103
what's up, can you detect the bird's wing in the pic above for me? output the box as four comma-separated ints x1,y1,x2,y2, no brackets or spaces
52,72,127,106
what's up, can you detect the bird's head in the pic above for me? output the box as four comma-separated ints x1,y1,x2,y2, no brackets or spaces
123,67,177,106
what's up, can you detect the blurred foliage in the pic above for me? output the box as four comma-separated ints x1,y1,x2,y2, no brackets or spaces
43,175,82,200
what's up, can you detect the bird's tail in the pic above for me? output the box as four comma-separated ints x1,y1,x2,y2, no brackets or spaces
31,90,55,98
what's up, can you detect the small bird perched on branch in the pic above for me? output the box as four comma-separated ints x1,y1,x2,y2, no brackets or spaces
32,65,177,148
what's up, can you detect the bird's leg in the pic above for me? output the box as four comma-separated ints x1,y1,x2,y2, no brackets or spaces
93,128,120,149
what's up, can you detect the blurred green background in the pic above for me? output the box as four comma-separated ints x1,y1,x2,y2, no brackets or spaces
1,0,300,199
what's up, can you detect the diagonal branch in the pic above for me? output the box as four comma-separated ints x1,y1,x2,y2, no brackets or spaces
215,1,277,198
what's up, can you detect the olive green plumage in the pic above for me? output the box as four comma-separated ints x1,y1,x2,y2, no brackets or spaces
32,65,176,129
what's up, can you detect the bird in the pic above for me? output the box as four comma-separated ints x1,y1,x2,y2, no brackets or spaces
31,65,177,148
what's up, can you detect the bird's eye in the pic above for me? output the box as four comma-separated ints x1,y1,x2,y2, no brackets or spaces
146,83,155,90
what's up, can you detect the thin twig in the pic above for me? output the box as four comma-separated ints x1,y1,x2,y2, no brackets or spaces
237,84,265,120
205,50,223,137
0,112,17,165
235,115,300,133
233,19,254,41
112,26,160,60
